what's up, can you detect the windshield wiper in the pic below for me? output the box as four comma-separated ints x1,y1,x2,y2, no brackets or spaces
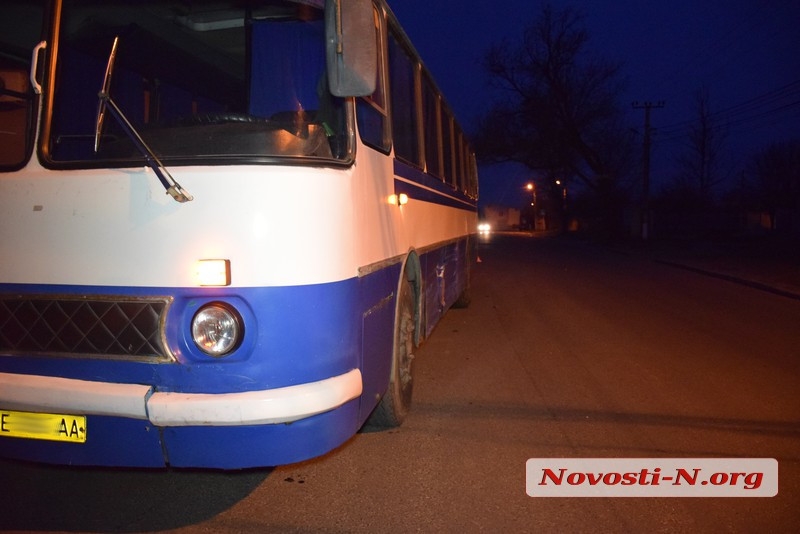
94,37,193,203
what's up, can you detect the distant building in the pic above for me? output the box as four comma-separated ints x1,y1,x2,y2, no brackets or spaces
482,205,521,231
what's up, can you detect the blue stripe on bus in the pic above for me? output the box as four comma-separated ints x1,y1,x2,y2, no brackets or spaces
393,159,477,210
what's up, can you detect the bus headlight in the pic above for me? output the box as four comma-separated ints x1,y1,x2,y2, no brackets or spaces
191,303,243,357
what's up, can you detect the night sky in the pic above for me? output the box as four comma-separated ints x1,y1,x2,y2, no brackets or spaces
389,0,800,205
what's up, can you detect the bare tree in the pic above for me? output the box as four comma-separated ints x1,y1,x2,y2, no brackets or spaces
476,4,630,192
674,87,727,200
746,140,800,231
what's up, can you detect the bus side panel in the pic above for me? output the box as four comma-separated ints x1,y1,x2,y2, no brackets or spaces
419,236,472,339
452,235,475,304
421,250,443,337
357,263,401,423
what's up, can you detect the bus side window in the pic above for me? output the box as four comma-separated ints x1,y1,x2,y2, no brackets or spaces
357,5,390,152
467,151,479,198
441,107,455,188
456,130,468,194
388,30,421,168
421,73,442,179
0,68,31,168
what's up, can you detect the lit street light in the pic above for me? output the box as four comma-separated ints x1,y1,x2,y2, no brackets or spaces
526,182,536,206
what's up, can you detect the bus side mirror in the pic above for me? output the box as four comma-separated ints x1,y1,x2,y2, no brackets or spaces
325,0,376,97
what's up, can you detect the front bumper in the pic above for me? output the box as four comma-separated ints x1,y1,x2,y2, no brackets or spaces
0,370,364,468
0,369,363,426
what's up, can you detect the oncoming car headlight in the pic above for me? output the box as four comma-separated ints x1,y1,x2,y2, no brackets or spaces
191,302,243,357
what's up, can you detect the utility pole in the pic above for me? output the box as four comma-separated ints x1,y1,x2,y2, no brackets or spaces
632,101,664,240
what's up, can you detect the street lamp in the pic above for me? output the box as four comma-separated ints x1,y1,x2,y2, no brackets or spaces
555,179,567,202
556,179,568,230
524,182,538,232
526,182,536,206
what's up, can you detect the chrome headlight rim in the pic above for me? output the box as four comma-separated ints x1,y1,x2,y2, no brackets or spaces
190,301,244,358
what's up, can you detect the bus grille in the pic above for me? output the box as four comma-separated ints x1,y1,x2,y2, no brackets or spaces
0,295,172,361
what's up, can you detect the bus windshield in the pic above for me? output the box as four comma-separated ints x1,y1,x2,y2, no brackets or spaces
48,0,348,166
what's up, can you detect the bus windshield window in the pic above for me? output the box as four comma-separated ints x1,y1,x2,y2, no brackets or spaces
48,0,347,166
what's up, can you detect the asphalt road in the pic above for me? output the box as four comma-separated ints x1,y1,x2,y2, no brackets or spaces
3,234,799,532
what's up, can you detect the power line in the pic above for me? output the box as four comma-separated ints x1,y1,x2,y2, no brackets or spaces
658,80,800,132
653,80,800,144
651,3,774,106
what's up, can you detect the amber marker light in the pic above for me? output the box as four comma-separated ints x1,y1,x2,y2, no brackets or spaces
388,193,409,206
195,259,231,286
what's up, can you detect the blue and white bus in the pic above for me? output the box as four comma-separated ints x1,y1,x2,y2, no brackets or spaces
0,0,478,468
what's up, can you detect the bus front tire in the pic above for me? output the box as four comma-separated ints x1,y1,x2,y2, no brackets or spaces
367,276,416,428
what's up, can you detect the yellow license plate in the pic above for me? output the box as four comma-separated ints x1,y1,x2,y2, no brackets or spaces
0,409,86,443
